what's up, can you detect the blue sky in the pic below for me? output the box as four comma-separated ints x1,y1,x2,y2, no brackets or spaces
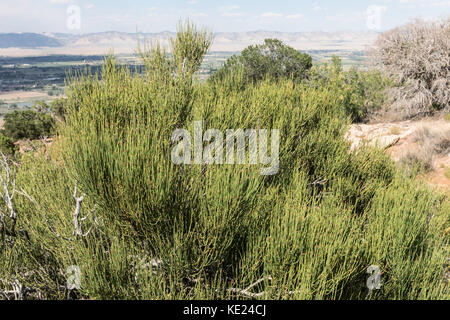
0,0,449,33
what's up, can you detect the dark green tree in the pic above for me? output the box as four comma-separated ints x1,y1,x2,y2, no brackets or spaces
211,39,312,84
2,110,55,140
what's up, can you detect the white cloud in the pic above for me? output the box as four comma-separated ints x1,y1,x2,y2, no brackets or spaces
260,12,283,18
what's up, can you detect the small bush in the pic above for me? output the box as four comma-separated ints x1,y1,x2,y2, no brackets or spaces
0,133,17,155
444,114,450,122
50,98,67,120
33,100,50,113
390,126,401,135
307,56,390,122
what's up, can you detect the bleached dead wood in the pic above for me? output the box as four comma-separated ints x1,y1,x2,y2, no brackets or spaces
19,180,99,241
0,154,18,235
72,184,98,238
368,18,450,119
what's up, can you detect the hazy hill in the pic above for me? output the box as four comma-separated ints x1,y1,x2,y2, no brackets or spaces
0,33,62,49
0,31,379,56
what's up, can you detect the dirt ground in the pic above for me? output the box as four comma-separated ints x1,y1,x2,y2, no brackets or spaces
0,91,48,101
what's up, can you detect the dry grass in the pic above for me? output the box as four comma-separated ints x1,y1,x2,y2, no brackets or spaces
400,125,450,172
413,126,450,155
400,146,435,172
390,126,401,135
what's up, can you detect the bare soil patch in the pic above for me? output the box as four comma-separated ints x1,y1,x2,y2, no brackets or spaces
0,91,48,101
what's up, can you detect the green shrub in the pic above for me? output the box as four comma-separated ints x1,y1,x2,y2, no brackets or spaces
58,50,447,299
50,98,67,120
2,110,55,140
1,22,448,301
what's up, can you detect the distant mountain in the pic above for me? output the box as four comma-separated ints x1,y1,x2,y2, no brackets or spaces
53,31,379,50
0,31,380,56
0,33,62,48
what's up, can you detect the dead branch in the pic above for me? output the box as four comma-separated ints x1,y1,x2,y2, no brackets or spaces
227,276,272,299
72,184,98,237
0,278,23,300
0,154,19,236
309,178,328,186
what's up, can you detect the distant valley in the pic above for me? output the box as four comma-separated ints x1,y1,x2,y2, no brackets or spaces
0,31,379,57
